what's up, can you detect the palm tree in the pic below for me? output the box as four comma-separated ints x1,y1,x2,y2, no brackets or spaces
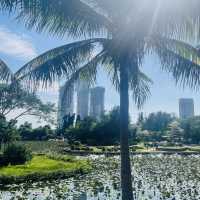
2,1,200,199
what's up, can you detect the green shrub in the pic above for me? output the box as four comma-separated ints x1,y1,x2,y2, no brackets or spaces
101,147,105,152
3,144,32,165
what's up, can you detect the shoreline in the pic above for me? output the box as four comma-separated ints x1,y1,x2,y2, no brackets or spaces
64,150,200,156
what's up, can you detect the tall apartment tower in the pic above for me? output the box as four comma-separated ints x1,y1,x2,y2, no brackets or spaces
77,80,90,120
58,84,74,126
90,87,105,120
179,98,194,119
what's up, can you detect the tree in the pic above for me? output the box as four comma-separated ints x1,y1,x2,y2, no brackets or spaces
65,117,96,144
0,115,19,150
19,122,55,141
181,116,200,144
66,107,123,145
18,122,33,141
66,107,135,146
166,121,184,144
142,112,176,132
0,82,56,123
2,1,200,199
93,107,121,145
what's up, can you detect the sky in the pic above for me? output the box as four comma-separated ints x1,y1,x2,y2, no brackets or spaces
1,12,200,125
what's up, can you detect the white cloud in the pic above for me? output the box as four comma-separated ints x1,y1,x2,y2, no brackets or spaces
0,26,37,60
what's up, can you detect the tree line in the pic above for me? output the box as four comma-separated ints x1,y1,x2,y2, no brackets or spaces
137,111,200,145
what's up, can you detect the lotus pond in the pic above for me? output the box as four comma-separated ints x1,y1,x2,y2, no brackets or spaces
1,154,200,200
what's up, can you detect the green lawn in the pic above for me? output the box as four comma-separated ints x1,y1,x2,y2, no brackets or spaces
0,155,91,185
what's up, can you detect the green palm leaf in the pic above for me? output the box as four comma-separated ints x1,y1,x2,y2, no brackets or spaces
153,38,200,90
0,59,13,82
0,0,110,37
16,38,107,83
131,71,152,109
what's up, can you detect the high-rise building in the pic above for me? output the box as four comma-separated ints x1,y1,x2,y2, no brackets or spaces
90,87,105,120
58,84,74,126
77,80,90,119
179,98,194,119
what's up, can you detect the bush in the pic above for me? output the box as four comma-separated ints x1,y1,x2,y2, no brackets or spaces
101,147,105,152
3,144,32,165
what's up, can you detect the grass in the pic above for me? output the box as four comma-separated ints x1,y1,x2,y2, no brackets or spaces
0,155,91,185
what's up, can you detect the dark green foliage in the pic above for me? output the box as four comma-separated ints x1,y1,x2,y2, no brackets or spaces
65,107,133,146
137,115,200,145
18,122,33,140
141,112,176,132
136,112,176,144
90,107,122,145
2,144,32,166
0,115,20,148
62,113,75,130
65,117,96,145
19,123,55,141
181,116,200,144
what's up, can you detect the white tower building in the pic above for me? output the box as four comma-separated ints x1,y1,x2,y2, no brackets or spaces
179,98,194,119
77,80,90,119
58,84,74,126
90,87,105,120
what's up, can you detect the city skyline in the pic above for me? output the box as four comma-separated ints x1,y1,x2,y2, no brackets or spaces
58,80,106,122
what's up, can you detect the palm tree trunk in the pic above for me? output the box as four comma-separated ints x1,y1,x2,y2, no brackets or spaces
120,64,134,200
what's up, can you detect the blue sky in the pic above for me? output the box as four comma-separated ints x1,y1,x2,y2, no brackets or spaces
1,13,200,124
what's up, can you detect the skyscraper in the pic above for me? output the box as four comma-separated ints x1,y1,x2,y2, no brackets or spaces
90,87,105,120
77,80,90,119
58,84,74,126
179,98,194,119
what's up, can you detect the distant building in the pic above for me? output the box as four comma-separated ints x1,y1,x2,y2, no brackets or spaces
77,80,90,119
90,87,105,120
58,84,74,126
179,98,194,119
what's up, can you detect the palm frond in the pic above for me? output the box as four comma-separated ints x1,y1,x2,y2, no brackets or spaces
156,37,200,63
102,52,152,109
154,0,200,41
153,37,200,90
0,0,111,37
130,70,152,109
0,59,13,82
16,39,107,86
97,49,120,90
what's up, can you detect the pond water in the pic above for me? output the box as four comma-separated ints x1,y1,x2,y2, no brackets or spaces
1,154,200,200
